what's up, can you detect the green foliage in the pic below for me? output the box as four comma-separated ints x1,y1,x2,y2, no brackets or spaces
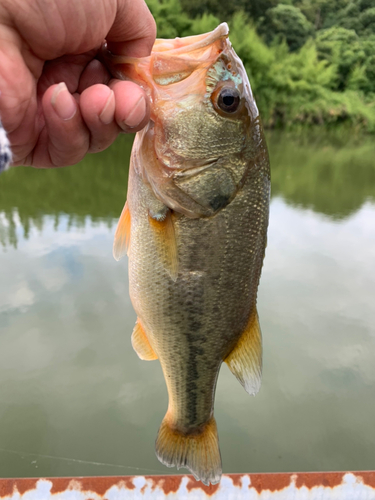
187,13,221,36
242,0,279,22
179,0,277,22
228,13,375,130
295,0,348,30
347,54,375,94
315,26,375,93
179,0,247,20
335,0,375,35
316,27,364,90
146,0,192,38
258,4,315,51
360,7,375,33
146,0,221,38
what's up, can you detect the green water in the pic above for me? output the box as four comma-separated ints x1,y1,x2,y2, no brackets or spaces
0,132,374,478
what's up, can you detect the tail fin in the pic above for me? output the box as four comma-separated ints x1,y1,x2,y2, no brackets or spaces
155,415,222,486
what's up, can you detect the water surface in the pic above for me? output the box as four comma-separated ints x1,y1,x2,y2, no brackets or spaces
0,133,374,478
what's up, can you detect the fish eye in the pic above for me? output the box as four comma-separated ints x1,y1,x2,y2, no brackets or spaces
217,87,241,113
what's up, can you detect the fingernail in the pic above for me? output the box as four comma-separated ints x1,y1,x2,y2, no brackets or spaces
99,90,115,124
123,95,146,129
51,82,77,120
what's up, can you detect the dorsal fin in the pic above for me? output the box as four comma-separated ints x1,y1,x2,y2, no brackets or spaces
113,201,131,261
224,308,262,395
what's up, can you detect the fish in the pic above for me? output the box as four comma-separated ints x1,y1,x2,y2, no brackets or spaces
104,23,270,485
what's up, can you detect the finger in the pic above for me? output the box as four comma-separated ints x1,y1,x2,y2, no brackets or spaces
110,79,150,133
33,83,90,167
77,59,111,94
79,84,120,153
0,26,42,164
107,0,156,57
38,51,98,96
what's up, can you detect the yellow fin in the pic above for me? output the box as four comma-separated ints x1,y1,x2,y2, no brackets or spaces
155,414,221,486
224,308,262,395
113,201,131,261
131,320,158,361
148,209,178,281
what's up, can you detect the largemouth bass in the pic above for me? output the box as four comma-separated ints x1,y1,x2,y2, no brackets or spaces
106,23,270,485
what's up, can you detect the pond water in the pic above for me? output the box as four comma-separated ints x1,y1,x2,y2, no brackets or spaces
0,132,374,478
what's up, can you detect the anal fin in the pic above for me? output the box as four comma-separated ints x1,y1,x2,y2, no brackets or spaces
113,201,131,261
224,308,262,395
131,319,158,361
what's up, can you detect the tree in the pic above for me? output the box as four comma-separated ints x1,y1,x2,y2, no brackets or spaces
336,0,375,35
258,4,314,52
316,27,365,90
358,0,375,10
179,0,247,20
295,0,349,30
180,0,278,23
146,0,192,38
360,7,375,34
242,0,279,22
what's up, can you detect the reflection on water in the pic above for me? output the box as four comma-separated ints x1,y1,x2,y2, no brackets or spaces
0,133,374,478
270,131,375,219
0,136,132,249
2,132,375,248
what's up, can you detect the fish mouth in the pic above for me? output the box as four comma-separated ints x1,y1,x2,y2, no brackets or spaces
100,23,234,114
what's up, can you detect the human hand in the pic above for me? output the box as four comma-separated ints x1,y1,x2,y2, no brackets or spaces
0,0,156,167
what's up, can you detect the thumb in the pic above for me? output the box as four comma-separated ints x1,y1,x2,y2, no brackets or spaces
106,0,156,57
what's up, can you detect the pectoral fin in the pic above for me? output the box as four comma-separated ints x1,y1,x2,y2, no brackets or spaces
148,209,178,281
224,308,262,395
113,201,131,261
131,319,158,361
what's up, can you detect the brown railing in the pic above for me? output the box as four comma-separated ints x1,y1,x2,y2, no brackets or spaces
1,472,375,499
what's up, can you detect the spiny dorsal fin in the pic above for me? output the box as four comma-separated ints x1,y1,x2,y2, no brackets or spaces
155,414,222,486
113,201,131,261
131,319,158,361
224,308,262,395
148,209,178,281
